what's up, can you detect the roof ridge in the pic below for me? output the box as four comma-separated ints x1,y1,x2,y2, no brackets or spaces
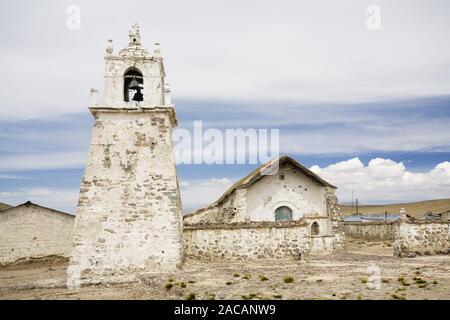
0,201,74,217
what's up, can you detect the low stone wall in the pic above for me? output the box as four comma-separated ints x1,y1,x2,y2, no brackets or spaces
343,221,396,241
394,220,450,257
183,221,333,260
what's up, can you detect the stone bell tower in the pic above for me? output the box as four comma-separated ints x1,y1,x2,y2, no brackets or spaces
67,23,183,288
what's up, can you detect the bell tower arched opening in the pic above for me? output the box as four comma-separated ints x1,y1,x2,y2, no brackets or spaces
123,68,144,103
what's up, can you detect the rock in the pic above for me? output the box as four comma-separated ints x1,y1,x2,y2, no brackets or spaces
136,274,156,286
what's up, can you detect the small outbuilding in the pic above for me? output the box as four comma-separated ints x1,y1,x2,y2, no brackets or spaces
0,201,74,265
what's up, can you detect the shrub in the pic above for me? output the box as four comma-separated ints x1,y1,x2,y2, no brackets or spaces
208,293,216,300
185,292,196,300
260,276,269,281
414,278,427,285
398,277,410,286
283,276,295,283
165,283,173,290
233,273,240,277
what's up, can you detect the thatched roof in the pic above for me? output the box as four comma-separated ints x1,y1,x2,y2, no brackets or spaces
184,155,336,219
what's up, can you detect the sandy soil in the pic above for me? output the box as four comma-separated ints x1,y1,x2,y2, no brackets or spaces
1,240,449,300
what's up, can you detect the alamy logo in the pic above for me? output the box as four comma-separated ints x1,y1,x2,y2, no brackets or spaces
66,5,81,30
366,263,381,290
366,5,381,30
173,121,279,171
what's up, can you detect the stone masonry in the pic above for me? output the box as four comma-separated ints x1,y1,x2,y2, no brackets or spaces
343,221,396,241
67,24,183,288
394,220,450,257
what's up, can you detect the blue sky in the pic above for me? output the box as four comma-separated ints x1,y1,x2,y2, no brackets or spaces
1,1,450,213
1,95,449,213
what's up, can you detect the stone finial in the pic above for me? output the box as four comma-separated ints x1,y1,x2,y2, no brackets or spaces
106,39,113,55
153,42,161,57
129,22,141,46
90,86,99,106
400,207,408,220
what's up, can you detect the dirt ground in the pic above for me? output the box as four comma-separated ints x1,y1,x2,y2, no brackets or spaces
1,239,449,300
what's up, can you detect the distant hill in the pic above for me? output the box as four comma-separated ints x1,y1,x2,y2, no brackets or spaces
0,202,12,211
340,198,450,218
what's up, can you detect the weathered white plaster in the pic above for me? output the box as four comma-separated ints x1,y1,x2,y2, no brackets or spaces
183,157,343,255
343,221,396,241
103,24,167,107
246,164,327,222
67,24,183,288
394,220,450,257
0,203,74,265
183,221,333,260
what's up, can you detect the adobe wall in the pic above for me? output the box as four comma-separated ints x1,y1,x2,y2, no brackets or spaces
246,165,327,221
0,205,74,265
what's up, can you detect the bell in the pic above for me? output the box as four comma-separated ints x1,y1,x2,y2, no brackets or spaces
132,88,144,102
129,77,141,90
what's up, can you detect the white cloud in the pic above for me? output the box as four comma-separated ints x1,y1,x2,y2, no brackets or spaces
179,177,233,212
1,1,450,120
0,188,79,214
2,160,449,214
0,152,87,172
311,158,450,204
280,124,450,155
0,178,235,215
0,174,30,180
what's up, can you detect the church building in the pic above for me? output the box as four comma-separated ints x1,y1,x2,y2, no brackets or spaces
183,156,345,259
